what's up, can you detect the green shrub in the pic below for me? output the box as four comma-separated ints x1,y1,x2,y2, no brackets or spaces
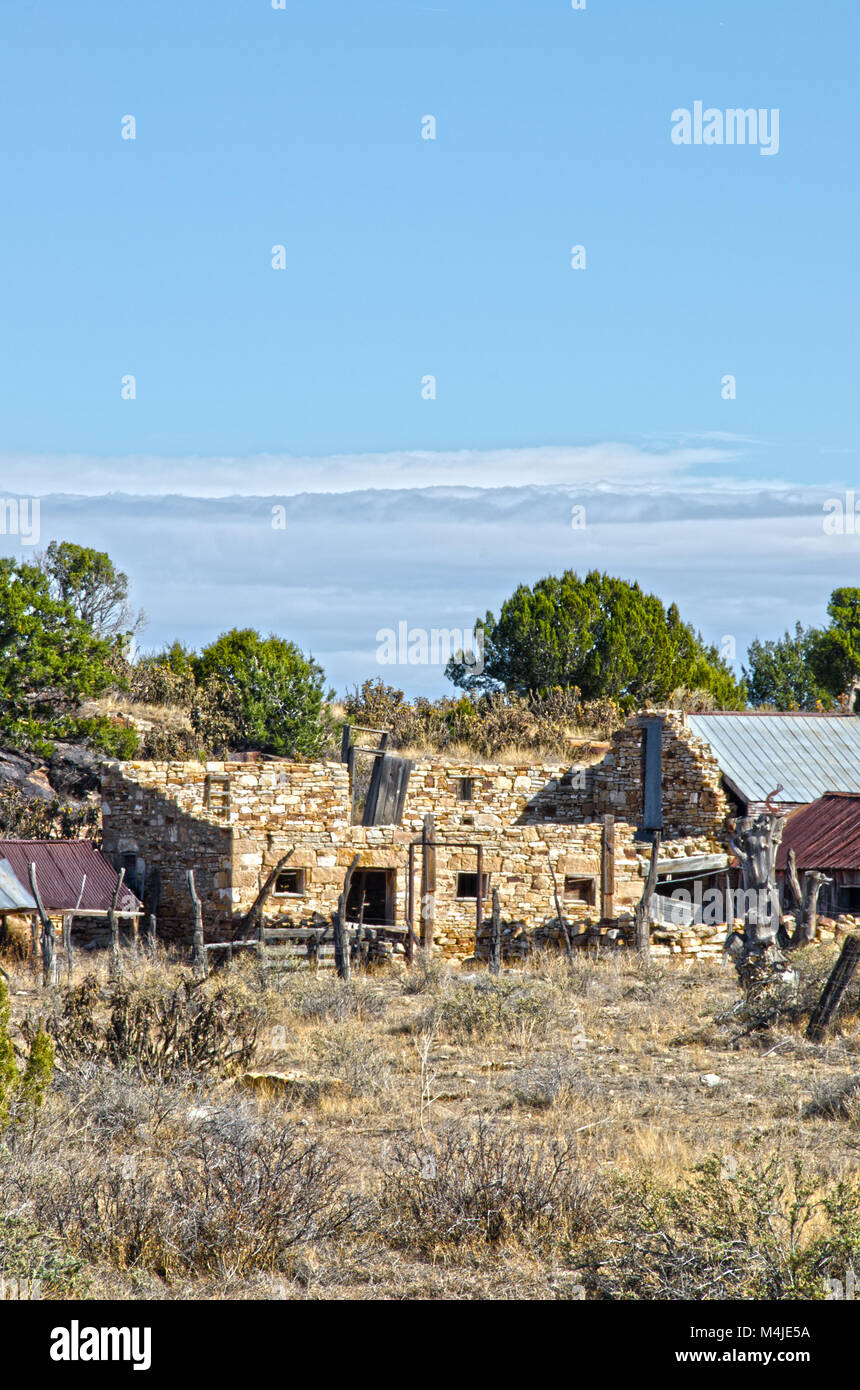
0,976,19,1122
66,715,140,759
595,1156,860,1301
20,1023,55,1109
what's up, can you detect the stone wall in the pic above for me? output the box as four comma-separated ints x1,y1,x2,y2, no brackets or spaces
594,710,729,839
101,759,351,940
402,758,597,833
100,729,731,961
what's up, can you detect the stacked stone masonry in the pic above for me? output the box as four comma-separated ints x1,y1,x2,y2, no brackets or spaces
100,711,732,961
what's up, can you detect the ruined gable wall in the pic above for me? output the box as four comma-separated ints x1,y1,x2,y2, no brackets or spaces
101,762,233,939
101,759,352,940
593,711,729,840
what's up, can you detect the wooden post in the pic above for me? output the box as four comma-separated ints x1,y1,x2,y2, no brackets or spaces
806,935,860,1043
407,841,416,965
334,855,361,982
356,889,368,969
546,852,573,958
420,813,436,951
476,844,484,946
108,868,126,979
62,915,73,983
145,868,160,959
28,863,54,988
601,814,615,923
29,914,39,977
63,873,86,984
348,745,356,823
634,831,661,962
187,869,206,979
340,723,351,763
489,888,502,975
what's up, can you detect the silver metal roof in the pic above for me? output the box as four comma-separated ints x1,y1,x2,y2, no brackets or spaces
0,858,38,913
686,714,860,806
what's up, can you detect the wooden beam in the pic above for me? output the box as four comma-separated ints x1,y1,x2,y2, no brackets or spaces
233,850,294,942
546,851,573,958
806,935,860,1043
334,854,361,982
489,888,502,975
420,813,436,950
601,814,615,922
108,868,126,978
635,831,662,962
187,869,206,979
28,863,54,988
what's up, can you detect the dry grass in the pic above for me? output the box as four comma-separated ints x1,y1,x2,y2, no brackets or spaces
79,694,194,735
1,941,859,1300
394,740,609,767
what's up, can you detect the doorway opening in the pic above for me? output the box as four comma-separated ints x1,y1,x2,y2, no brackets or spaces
345,869,395,925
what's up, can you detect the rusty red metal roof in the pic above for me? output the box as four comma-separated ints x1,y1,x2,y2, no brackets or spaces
0,841,142,913
776,793,860,873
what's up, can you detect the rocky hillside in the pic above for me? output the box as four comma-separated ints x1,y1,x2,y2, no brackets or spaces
0,743,104,838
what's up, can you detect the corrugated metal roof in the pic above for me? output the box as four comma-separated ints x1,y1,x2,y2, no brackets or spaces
0,859,37,913
776,793,860,872
687,713,860,806
0,841,141,913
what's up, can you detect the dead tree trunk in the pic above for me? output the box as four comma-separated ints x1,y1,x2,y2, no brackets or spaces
28,863,54,988
108,868,126,979
789,868,832,949
489,888,502,975
806,935,860,1043
187,869,206,979
62,916,73,983
728,794,793,998
634,832,661,963
334,855,361,982
785,848,803,917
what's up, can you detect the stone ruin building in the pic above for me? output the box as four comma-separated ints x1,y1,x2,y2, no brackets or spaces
101,709,744,963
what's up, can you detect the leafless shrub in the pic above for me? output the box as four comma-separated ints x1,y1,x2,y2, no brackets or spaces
513,1053,581,1110
400,949,450,996
595,1157,860,1301
310,1024,394,1099
378,1117,598,1255
15,1100,359,1279
805,1076,860,1124
52,1063,186,1144
37,972,264,1080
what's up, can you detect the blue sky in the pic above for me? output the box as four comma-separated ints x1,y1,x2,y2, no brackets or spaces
1,1,858,693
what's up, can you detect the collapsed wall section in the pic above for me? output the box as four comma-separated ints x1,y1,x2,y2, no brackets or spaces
593,710,729,839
